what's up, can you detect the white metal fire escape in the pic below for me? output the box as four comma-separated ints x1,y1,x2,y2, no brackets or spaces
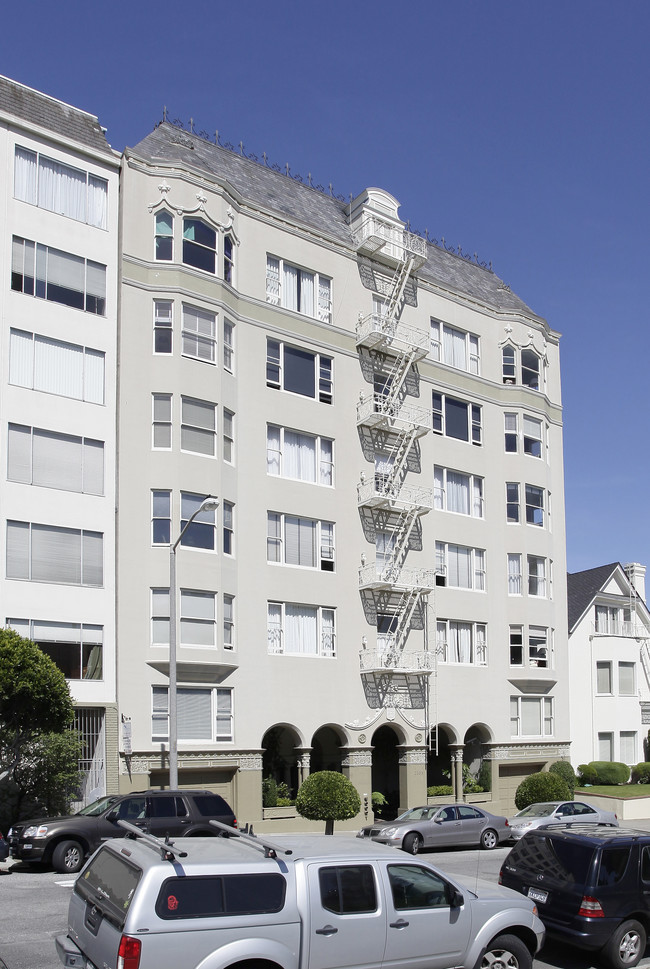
352,210,434,703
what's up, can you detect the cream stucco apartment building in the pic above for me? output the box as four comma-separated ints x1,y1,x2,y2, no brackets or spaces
115,120,570,825
0,77,120,801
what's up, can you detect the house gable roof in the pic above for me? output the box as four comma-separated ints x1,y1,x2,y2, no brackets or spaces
567,562,650,634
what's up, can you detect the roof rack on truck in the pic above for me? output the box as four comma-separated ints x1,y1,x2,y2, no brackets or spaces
209,819,293,858
117,819,189,862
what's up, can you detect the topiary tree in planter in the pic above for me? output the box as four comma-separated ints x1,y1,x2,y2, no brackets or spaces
549,760,576,796
296,771,361,835
515,771,572,811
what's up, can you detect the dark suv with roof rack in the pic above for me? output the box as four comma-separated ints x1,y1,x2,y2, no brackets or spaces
499,823,650,968
8,789,236,873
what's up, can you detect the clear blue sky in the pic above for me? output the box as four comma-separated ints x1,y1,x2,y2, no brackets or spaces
3,0,648,575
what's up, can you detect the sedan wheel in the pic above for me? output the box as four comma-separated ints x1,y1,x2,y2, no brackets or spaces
402,833,422,855
480,828,499,850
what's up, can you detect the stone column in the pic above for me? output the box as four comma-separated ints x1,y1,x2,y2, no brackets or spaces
397,746,427,815
342,747,373,825
449,744,465,801
235,751,264,826
296,748,311,786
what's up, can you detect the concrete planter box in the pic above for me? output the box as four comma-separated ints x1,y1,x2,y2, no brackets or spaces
575,790,650,822
262,805,298,820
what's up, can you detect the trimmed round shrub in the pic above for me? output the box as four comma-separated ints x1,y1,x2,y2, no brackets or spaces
589,761,630,785
515,771,572,810
631,762,650,784
296,771,361,834
577,763,598,785
549,760,576,795
427,785,453,797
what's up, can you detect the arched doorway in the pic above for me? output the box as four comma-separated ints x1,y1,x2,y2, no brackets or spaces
311,726,344,773
463,724,492,793
261,725,301,798
371,725,400,820
426,724,456,789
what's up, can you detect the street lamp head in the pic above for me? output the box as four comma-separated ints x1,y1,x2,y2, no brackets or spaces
199,496,220,512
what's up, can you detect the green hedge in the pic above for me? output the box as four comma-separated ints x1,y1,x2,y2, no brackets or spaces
427,785,453,797
631,762,650,784
515,771,572,810
549,760,576,794
584,761,630,785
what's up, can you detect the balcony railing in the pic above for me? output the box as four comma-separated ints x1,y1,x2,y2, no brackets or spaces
359,647,434,674
356,393,431,435
591,621,649,639
358,563,434,592
357,479,433,513
355,313,429,359
352,216,427,266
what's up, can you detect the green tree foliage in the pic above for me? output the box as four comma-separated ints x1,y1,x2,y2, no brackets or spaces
8,731,82,820
577,763,599,785
515,771,572,810
0,628,74,780
549,760,577,795
296,771,361,834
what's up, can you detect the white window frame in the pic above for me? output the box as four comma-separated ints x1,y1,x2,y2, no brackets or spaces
181,304,217,364
266,339,333,404
223,319,234,373
182,217,216,274
433,466,484,518
527,555,547,597
152,685,233,743
151,587,217,648
267,601,336,657
153,300,173,354
180,396,216,456
7,423,104,496
223,501,234,556
506,482,520,523
430,319,480,374
223,593,234,649
152,394,172,449
620,731,636,765
432,391,482,445
14,145,108,229
502,344,544,391
152,490,171,545
434,542,485,591
12,236,106,315
223,410,234,464
436,620,487,666
266,425,334,486
510,695,554,737
619,661,636,696
9,329,105,404
507,554,522,595
266,255,332,324
6,521,103,587
525,484,545,527
6,617,103,681
596,660,613,695
267,512,335,571
155,210,173,261
598,731,614,761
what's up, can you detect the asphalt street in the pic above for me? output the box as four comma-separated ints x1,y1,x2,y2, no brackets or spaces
3,824,650,969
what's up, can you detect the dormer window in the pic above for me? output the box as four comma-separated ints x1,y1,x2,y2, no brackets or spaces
183,218,216,273
155,211,173,261
502,345,543,391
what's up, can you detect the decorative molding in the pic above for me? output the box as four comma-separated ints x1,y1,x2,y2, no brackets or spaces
489,743,571,761
398,747,427,766
147,186,238,241
342,749,373,768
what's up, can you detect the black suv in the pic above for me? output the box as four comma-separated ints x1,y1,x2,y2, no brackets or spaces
499,824,650,969
8,789,236,873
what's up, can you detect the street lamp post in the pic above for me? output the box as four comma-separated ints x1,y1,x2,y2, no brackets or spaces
168,495,219,788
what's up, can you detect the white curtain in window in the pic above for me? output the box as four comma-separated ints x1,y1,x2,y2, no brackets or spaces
320,439,333,485
507,553,522,594
620,731,636,764
284,431,316,481
9,329,34,387
6,521,30,579
433,466,444,509
266,256,280,303
321,609,335,656
447,471,469,514
39,157,86,220
7,424,32,483
267,426,281,475
267,513,281,562
469,334,480,373
267,602,282,652
430,320,441,359
448,545,471,588
14,147,37,203
444,326,466,369
436,621,448,660
283,263,298,311
473,478,483,517
31,620,81,642
47,247,85,297
450,622,472,663
317,277,331,322
34,336,83,399
87,175,108,228
299,270,314,316
598,732,614,760
285,604,318,654
475,624,487,662
375,531,395,570
178,688,211,740
474,550,486,591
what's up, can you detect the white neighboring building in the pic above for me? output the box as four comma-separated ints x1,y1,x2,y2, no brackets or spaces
0,77,120,802
568,563,650,769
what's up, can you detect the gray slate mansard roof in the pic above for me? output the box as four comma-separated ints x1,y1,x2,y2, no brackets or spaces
131,123,541,321
0,75,112,156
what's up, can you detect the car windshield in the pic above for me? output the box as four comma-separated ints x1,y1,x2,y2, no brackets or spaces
514,802,558,818
75,795,120,817
395,808,437,822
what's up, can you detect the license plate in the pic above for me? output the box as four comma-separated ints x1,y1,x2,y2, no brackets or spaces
527,887,548,904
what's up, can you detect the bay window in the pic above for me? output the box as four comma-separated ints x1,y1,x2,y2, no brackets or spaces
510,695,554,737
183,218,216,273
151,588,216,647
152,686,233,742
182,305,216,363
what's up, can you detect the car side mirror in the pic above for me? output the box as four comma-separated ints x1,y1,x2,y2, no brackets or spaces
106,809,119,822
434,818,442,824
450,889,464,907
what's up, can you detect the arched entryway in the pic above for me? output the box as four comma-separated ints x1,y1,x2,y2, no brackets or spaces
463,723,493,793
261,724,301,798
310,726,344,773
371,725,401,820
426,724,457,788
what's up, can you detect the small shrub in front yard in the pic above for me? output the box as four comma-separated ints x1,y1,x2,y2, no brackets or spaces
515,771,571,810
631,763,650,784
588,761,630,785
549,760,576,795
577,763,598,785
427,785,453,797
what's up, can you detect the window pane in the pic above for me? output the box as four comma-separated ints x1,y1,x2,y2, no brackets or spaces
284,346,315,397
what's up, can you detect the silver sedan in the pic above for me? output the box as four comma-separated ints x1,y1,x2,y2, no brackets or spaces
507,800,619,840
356,803,511,854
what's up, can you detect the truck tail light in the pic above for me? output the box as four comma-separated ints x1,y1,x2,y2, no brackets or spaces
578,895,604,917
117,935,142,969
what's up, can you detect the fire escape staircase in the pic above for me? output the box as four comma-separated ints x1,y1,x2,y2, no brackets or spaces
354,218,433,683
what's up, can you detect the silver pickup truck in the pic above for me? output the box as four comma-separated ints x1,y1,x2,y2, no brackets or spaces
56,822,544,969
